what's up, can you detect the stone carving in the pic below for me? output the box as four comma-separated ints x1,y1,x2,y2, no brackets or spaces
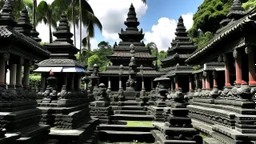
233,49,238,58
237,82,255,100
58,85,68,99
210,87,221,99
245,46,251,54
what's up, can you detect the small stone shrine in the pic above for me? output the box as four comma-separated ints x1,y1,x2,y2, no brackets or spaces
147,77,170,121
152,88,202,144
90,83,113,124
34,12,98,144
0,0,50,143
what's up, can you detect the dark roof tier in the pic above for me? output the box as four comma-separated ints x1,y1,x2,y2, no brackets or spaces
106,4,156,70
30,28,41,42
100,65,162,77
45,12,78,60
186,8,256,64
15,8,32,36
161,16,196,67
0,0,49,60
227,0,246,19
124,4,140,28
108,51,156,60
37,58,84,68
0,0,16,27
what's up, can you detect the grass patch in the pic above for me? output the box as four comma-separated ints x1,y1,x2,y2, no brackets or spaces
126,121,153,127
200,133,208,139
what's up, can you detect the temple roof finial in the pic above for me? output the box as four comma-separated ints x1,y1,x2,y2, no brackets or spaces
0,0,16,27
227,0,245,19
53,12,73,44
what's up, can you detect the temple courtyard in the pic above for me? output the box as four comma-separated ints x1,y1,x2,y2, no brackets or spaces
0,0,256,144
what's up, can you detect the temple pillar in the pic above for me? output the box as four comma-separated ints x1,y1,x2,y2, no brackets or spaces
205,71,210,89
108,77,111,89
41,73,46,90
9,62,17,88
223,54,231,86
141,76,145,90
170,79,174,91
189,75,193,91
194,74,198,90
201,73,205,89
71,74,75,91
119,74,122,89
213,71,217,87
151,78,153,89
245,47,256,85
233,49,242,85
77,75,81,90
174,76,179,89
16,58,24,88
0,53,9,86
23,60,31,89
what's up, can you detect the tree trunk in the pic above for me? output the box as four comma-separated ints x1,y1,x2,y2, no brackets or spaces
87,37,91,51
33,0,37,28
72,0,76,47
79,0,82,62
48,11,53,43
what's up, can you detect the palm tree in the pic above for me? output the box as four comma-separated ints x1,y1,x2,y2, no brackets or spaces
52,0,102,62
36,0,58,43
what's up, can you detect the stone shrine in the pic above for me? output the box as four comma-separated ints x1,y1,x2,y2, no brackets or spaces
152,89,202,144
34,13,98,144
0,0,50,143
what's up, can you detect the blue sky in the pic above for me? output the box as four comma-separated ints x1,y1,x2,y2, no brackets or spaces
38,0,203,51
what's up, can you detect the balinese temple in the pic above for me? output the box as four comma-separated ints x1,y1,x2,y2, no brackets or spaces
160,16,197,92
185,0,256,143
34,13,98,143
99,4,162,91
0,0,50,143
186,0,254,87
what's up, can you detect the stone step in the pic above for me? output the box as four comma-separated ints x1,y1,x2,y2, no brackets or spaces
114,110,147,115
121,106,145,110
99,130,154,143
98,124,155,132
122,101,142,106
203,138,223,144
112,114,154,121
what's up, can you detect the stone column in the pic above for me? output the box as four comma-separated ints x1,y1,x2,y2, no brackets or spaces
108,77,111,89
16,58,24,88
119,73,122,89
9,61,17,88
170,79,174,91
174,76,179,89
213,71,217,87
151,78,154,89
189,75,193,91
233,49,242,85
201,73,205,89
223,54,231,86
205,71,210,89
41,73,46,90
77,75,81,90
245,47,256,85
63,73,68,86
71,73,75,91
194,74,198,90
0,53,9,86
23,60,31,89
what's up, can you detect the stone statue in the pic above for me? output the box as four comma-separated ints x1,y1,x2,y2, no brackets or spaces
58,85,68,99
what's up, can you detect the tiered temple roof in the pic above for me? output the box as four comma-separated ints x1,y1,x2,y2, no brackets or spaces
35,13,85,73
161,16,197,68
101,4,161,77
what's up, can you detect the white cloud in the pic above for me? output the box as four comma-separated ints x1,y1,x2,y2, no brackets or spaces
37,0,147,49
144,13,194,51
87,0,148,41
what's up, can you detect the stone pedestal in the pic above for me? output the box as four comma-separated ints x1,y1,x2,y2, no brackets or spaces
152,90,202,144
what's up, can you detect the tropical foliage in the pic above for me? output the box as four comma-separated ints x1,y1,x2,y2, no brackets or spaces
188,0,252,49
